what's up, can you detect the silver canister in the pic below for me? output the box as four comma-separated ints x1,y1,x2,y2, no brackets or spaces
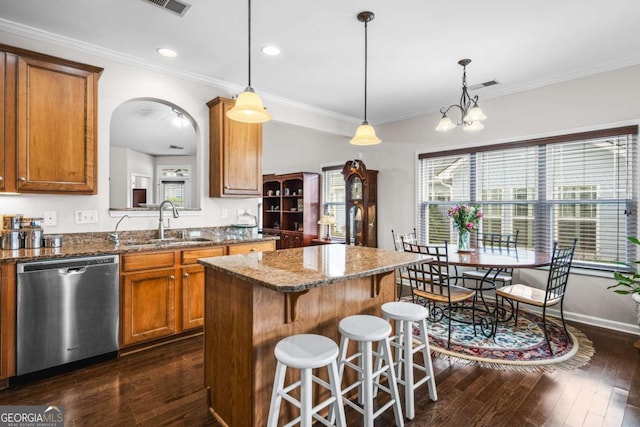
0,230,22,250
42,234,63,248
22,227,43,249
2,214,23,230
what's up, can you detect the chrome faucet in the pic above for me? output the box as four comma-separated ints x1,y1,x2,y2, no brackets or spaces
158,200,179,239
109,214,130,245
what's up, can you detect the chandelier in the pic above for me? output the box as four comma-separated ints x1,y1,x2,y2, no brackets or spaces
436,59,487,132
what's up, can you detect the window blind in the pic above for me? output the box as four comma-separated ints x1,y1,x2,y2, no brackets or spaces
322,166,346,238
417,126,638,268
160,180,185,208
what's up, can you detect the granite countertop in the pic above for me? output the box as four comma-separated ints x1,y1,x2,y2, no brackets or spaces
198,244,432,292
0,229,278,263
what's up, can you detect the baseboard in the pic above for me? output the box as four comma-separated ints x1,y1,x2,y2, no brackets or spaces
545,307,640,336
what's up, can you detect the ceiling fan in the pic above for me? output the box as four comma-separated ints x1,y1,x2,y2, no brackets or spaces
139,107,190,128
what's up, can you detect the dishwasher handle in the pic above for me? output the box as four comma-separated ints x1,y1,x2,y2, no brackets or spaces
59,266,88,275
18,255,119,273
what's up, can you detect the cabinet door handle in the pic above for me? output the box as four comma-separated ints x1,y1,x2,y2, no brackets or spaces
0,176,3,182
19,177,26,182
170,275,175,280
224,185,229,190
250,248,256,252
183,273,189,278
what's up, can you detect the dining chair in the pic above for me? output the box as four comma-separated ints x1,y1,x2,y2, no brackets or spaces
392,228,417,300
402,241,475,348
495,239,577,354
463,230,520,287
392,228,417,251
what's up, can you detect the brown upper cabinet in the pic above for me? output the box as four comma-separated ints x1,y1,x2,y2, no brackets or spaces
207,96,262,197
1,44,102,194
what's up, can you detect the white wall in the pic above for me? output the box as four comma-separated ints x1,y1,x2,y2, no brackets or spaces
263,121,363,175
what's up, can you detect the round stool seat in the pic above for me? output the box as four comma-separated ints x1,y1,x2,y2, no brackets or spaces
382,301,429,322
339,315,392,342
274,334,339,369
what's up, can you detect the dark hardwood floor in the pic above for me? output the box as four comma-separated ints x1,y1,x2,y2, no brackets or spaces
0,323,637,426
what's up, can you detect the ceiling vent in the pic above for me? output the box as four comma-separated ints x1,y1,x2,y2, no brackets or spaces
141,0,191,17
469,80,500,91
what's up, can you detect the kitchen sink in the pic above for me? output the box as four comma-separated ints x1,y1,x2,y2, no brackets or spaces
123,237,214,248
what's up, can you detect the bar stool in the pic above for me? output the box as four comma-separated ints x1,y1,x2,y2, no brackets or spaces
381,301,438,419
267,334,346,427
336,314,404,427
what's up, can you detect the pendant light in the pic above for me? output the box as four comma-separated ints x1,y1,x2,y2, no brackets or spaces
226,0,272,123
350,11,381,146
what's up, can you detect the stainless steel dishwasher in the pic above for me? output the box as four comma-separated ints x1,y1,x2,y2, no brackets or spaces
16,255,119,376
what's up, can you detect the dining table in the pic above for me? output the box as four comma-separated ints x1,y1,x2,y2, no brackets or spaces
445,245,553,337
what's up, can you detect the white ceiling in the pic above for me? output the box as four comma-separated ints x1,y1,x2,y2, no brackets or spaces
2,0,640,126
110,99,197,156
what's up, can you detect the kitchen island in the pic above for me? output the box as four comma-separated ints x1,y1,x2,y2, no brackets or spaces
199,244,430,427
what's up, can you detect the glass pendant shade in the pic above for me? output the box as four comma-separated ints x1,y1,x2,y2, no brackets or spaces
435,115,456,132
462,120,485,132
463,103,487,122
226,88,272,123
350,121,381,145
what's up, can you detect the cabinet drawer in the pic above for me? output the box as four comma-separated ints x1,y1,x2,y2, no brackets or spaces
121,251,176,272
181,247,225,265
227,241,276,255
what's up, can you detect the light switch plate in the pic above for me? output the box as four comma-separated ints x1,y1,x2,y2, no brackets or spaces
75,210,98,224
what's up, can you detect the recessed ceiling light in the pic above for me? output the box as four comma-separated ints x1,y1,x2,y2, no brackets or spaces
261,45,281,56
156,48,177,58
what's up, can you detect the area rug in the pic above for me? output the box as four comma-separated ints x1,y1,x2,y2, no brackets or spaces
411,302,595,373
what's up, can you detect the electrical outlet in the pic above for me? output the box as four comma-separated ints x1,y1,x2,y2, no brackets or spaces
221,209,228,219
74,210,98,224
44,211,57,226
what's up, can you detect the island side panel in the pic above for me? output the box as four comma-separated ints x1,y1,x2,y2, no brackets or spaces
251,270,397,426
204,268,254,427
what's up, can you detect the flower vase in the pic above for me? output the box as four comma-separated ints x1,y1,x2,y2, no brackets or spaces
457,230,471,252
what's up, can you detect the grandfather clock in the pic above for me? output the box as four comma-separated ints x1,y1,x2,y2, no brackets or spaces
342,160,378,247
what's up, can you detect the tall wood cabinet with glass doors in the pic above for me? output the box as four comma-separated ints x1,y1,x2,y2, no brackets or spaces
342,160,378,247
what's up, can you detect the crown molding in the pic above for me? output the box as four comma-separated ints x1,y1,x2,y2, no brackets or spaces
0,18,359,126
378,55,640,126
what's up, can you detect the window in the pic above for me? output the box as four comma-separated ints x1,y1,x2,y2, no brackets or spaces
322,166,346,239
417,126,638,269
157,166,191,208
480,189,503,235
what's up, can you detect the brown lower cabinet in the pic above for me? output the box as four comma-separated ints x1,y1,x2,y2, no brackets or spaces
120,242,275,347
227,240,276,255
0,263,15,381
120,247,225,347
279,231,304,249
